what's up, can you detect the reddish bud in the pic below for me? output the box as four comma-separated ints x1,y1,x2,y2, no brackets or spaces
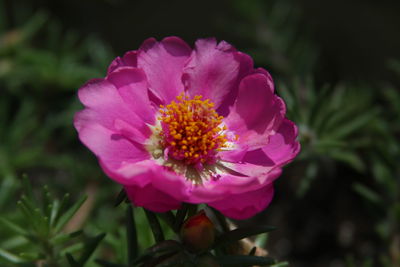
180,210,215,252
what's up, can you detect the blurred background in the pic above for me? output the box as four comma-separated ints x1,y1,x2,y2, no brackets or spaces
1,0,399,266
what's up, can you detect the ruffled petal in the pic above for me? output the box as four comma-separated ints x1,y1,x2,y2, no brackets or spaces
224,73,285,150
124,184,181,212
137,36,192,104
217,51,255,116
262,119,301,166
221,120,299,169
186,168,282,203
106,66,156,124
74,122,150,171
105,160,192,202
77,78,150,139
183,38,240,108
107,50,138,74
252,67,274,93
207,183,274,220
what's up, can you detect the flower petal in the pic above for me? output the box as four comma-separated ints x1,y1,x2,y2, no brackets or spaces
106,66,156,124
207,183,275,220
262,119,301,166
187,168,282,204
124,184,181,212
77,78,150,138
107,50,138,74
106,160,191,202
75,122,150,170
252,67,274,93
137,36,192,104
217,51,255,116
183,38,240,108
224,73,285,150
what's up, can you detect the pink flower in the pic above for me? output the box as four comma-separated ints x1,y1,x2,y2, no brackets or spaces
74,37,300,220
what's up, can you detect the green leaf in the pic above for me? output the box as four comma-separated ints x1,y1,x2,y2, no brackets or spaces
49,199,60,227
328,150,365,172
21,174,34,202
54,194,87,233
0,236,28,250
158,211,176,231
19,252,44,261
42,185,52,216
353,183,382,205
174,203,190,232
61,243,84,255
20,10,49,43
114,188,127,207
144,208,165,243
126,205,138,266
0,248,25,263
66,253,79,266
216,255,275,266
77,233,106,265
328,109,378,140
19,195,36,213
133,240,182,265
214,225,276,247
0,218,28,235
58,193,71,217
17,200,34,220
51,230,83,244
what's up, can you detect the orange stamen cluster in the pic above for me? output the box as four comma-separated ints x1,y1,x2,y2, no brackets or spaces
158,94,228,167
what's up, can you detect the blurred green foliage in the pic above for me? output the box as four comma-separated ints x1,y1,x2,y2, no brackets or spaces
0,0,399,266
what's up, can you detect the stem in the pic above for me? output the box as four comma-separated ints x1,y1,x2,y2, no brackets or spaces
126,205,138,266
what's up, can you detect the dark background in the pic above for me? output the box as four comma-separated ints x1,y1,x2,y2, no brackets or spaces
7,0,400,83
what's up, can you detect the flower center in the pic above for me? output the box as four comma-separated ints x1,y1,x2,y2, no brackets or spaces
158,93,228,168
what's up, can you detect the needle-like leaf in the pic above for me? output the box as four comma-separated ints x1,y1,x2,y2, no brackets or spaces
144,209,165,243
126,205,138,266
214,225,276,248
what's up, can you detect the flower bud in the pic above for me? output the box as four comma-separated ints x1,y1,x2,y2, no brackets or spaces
180,210,215,252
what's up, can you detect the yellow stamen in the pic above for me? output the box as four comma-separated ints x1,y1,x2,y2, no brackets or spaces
158,93,229,165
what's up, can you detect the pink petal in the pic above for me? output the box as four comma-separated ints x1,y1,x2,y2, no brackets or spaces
218,160,275,178
77,78,150,139
105,160,192,202
262,119,301,166
224,73,285,150
218,145,249,163
106,158,280,207
187,168,282,203
124,184,181,212
252,67,274,93
106,67,155,124
241,148,275,167
137,36,192,104
217,51,254,116
75,122,150,171
182,38,240,108
107,51,138,74
207,183,275,220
